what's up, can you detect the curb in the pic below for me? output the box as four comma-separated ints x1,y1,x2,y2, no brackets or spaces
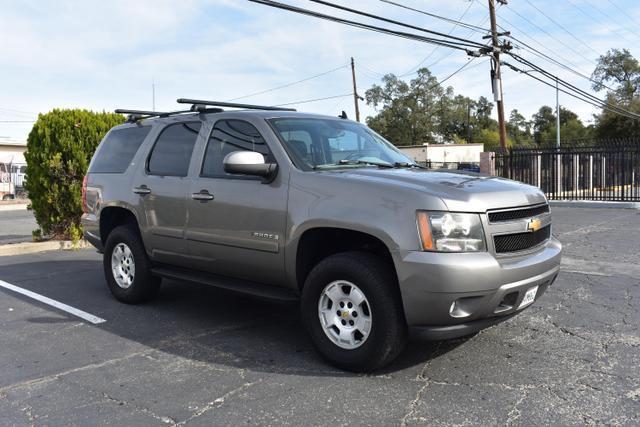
549,200,640,209
0,240,92,257
0,204,29,212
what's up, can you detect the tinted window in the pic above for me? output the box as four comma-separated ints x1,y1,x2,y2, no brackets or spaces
201,120,272,178
148,122,201,177
90,126,151,173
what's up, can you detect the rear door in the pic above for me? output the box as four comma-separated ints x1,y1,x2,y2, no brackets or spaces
132,121,202,266
185,119,288,286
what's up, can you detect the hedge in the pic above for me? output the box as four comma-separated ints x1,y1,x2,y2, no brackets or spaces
25,109,124,240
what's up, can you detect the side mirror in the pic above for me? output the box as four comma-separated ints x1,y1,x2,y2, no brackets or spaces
223,151,277,182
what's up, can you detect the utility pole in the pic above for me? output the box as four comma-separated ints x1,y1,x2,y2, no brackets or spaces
467,102,473,143
488,0,508,150
152,79,156,112
556,77,560,148
351,57,361,122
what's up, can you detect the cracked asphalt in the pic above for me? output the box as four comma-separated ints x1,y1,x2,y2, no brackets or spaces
0,206,638,426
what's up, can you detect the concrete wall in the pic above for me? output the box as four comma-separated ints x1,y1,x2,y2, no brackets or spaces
399,143,485,163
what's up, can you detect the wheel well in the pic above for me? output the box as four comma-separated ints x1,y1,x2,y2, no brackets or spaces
99,207,139,245
296,227,396,289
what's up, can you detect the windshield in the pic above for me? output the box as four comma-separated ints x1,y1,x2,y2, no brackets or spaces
269,118,416,170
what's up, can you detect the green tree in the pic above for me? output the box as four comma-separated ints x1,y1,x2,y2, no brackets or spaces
594,96,640,139
475,128,513,151
507,109,532,146
591,48,640,102
532,106,555,145
365,68,445,145
25,109,124,240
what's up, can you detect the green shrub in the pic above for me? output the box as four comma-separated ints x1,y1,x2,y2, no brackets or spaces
25,109,124,240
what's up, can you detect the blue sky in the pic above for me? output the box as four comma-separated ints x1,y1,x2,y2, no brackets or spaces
1,0,639,141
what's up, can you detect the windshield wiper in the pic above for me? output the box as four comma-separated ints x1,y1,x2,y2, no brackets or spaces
393,162,424,169
337,159,395,168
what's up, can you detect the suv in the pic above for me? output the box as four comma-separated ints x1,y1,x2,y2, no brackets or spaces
82,99,562,372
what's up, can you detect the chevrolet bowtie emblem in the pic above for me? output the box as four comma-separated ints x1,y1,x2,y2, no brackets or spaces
527,218,542,232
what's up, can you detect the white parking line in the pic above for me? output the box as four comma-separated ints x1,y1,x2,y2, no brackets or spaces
0,279,106,324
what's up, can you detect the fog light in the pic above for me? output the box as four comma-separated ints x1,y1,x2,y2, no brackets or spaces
449,299,472,319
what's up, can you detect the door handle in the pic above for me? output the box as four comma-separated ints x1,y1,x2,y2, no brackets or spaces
133,185,151,195
191,190,214,202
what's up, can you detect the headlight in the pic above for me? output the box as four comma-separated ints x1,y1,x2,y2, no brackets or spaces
416,211,486,252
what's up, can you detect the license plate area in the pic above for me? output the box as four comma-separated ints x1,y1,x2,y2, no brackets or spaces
517,285,538,310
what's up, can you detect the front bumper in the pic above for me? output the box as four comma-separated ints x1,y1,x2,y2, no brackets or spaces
396,237,562,334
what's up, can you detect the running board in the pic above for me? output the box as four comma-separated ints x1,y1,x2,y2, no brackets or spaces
151,266,298,302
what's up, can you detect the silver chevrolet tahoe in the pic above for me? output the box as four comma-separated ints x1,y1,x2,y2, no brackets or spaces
82,99,562,372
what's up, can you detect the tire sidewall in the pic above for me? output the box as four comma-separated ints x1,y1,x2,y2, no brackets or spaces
301,252,405,371
103,226,155,303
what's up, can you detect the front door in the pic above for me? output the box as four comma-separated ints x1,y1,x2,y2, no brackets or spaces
135,121,201,266
186,119,288,286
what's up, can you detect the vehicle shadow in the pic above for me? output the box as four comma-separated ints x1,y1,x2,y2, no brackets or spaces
2,259,469,377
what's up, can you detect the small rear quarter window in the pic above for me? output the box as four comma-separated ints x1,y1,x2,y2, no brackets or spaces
90,126,151,173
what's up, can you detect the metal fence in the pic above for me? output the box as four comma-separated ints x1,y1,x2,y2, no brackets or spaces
494,143,640,201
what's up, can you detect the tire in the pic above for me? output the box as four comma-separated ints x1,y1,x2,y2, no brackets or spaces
301,251,407,372
103,225,160,304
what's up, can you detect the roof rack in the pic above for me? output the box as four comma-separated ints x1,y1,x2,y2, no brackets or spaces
114,108,194,123
176,98,296,112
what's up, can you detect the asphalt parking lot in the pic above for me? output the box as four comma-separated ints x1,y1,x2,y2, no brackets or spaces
0,207,638,426
0,209,36,244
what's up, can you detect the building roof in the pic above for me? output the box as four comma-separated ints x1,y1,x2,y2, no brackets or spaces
0,137,27,147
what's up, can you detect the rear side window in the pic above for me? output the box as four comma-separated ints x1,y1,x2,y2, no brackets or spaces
147,122,202,177
90,126,151,173
201,119,272,178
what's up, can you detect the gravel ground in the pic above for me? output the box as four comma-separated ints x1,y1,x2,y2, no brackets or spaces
0,207,638,426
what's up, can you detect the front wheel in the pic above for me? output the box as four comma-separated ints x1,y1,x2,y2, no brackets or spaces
103,225,160,304
301,252,407,372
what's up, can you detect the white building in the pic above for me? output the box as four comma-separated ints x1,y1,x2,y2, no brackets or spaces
399,143,485,164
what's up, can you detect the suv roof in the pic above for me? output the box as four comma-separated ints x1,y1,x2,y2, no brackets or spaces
114,98,353,126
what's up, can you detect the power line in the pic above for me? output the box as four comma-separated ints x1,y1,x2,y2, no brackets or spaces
399,0,476,76
379,0,489,34
507,35,616,92
0,120,35,123
564,0,637,45
505,63,638,120
435,57,483,87
227,64,349,101
487,1,586,73
502,1,597,66
582,0,640,39
604,0,640,30
504,54,640,120
248,0,486,52
275,93,353,107
305,0,487,48
522,0,599,56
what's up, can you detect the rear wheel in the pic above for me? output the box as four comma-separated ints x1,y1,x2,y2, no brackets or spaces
103,225,160,304
301,251,407,372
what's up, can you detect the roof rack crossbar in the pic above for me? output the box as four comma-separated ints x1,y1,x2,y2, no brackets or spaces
114,109,169,116
114,108,196,122
176,98,296,112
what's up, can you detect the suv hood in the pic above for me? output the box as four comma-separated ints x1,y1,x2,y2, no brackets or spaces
335,168,546,212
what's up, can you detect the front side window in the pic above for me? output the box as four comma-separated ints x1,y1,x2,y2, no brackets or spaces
269,118,414,170
201,119,273,178
147,122,201,177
